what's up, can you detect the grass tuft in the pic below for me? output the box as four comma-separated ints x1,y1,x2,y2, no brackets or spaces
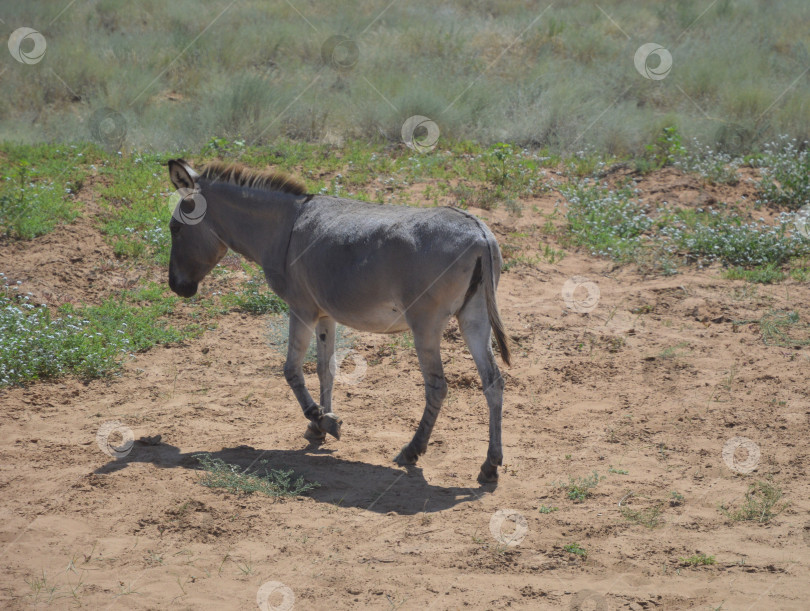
194,453,319,497
720,481,788,523
679,553,716,567
556,471,603,503
563,542,588,558
733,310,810,347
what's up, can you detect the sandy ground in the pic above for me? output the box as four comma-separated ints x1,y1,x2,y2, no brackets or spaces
1,168,809,610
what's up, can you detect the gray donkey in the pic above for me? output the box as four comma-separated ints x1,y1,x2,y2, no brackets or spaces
167,159,510,483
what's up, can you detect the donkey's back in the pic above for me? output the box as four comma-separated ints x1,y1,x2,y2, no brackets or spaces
284,198,497,333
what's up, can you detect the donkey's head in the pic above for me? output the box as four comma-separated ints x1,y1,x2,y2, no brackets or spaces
167,159,227,298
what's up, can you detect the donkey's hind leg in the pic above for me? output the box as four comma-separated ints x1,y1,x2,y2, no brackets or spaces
457,294,505,483
304,316,337,441
394,313,449,466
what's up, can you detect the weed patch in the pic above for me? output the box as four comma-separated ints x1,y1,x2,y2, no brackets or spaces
194,453,319,497
720,481,788,523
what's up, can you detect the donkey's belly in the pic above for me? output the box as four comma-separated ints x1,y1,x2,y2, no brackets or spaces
326,302,411,334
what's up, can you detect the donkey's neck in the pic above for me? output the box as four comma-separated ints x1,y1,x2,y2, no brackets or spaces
203,182,303,282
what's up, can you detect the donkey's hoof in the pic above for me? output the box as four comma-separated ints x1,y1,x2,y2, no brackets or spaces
394,444,420,466
317,413,342,440
477,460,499,484
303,421,327,442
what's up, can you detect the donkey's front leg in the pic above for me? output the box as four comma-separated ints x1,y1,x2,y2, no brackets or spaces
284,311,342,441
315,316,337,411
394,317,448,466
303,316,338,441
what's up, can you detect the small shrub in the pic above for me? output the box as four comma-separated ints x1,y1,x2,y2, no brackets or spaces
757,137,810,210
673,137,741,185
560,181,654,262
620,502,663,528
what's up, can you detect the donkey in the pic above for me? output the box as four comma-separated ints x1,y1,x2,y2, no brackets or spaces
167,159,511,482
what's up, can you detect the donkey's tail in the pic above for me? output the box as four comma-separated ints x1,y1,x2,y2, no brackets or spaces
481,236,512,366
451,206,511,366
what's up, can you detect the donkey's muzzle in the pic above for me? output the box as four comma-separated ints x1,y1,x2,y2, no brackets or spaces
169,277,198,298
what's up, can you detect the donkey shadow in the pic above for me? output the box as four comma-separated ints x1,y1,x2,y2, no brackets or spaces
95,440,493,515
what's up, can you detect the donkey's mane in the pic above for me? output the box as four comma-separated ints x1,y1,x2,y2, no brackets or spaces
198,161,308,196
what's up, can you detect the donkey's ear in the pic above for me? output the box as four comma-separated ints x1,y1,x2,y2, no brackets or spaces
168,159,199,190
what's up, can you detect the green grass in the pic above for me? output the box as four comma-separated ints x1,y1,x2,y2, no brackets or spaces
538,505,558,514
194,453,319,497
667,205,807,268
0,143,92,239
563,542,588,558
679,553,716,567
0,136,807,283
723,264,786,284
5,1,810,153
96,152,176,264
560,181,654,264
0,276,199,386
556,471,603,503
561,139,810,275
221,264,288,315
720,481,788,523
